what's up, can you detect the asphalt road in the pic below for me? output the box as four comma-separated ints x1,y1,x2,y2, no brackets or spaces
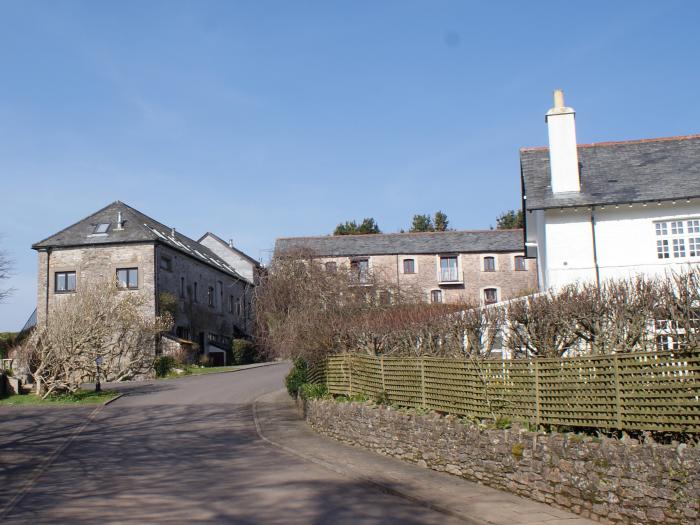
0,363,467,524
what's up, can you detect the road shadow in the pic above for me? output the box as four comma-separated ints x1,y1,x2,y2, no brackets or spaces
2,403,463,524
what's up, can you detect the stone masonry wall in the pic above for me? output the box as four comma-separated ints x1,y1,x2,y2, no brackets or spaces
318,251,537,304
304,399,700,524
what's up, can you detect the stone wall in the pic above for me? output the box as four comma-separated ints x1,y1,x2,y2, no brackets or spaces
304,399,699,524
317,251,537,304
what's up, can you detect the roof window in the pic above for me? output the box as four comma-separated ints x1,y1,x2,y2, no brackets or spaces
94,223,110,234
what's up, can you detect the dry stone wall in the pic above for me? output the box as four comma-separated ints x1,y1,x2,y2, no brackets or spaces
304,399,699,524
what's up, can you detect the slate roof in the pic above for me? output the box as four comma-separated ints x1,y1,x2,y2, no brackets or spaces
520,134,700,210
275,229,524,257
197,232,262,268
32,201,245,280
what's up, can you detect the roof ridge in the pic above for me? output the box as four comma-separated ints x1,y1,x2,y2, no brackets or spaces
198,232,261,267
276,229,522,241
520,133,700,153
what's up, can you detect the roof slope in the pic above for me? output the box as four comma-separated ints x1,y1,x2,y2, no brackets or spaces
32,201,244,280
275,229,524,257
197,232,261,268
521,134,700,210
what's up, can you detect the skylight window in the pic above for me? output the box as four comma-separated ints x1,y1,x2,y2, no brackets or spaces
94,223,110,234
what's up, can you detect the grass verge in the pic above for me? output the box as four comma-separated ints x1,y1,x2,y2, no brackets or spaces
0,389,118,406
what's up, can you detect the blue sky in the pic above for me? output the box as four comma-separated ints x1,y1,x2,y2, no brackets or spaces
1,0,699,330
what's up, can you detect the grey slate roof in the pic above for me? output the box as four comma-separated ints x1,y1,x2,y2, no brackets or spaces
520,134,700,210
32,201,245,280
275,229,524,257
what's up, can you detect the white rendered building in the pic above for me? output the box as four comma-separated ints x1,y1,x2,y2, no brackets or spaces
521,91,700,290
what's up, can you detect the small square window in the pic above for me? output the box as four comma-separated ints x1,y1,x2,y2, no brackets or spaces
484,288,498,304
483,257,496,272
430,290,442,303
159,256,172,271
55,271,77,293
403,259,415,274
94,223,110,234
689,237,700,257
116,268,138,289
656,222,668,236
688,220,700,233
514,256,526,271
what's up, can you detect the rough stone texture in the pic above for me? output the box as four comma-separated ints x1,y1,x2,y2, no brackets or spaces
36,244,156,328
316,251,537,304
304,399,700,525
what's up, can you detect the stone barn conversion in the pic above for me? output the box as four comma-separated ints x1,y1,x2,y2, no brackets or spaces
32,201,255,365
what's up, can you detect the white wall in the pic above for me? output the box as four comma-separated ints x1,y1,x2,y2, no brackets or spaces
540,201,700,289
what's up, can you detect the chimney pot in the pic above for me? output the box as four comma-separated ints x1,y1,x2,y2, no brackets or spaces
553,89,565,109
171,227,176,237
229,239,234,248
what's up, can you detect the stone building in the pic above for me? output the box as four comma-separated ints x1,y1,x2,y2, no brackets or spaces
32,201,254,365
275,229,537,304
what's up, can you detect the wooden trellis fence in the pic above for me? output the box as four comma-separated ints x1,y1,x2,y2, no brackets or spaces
317,351,700,433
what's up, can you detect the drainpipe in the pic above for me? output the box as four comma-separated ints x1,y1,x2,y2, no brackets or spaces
590,207,601,287
44,248,51,327
395,254,400,300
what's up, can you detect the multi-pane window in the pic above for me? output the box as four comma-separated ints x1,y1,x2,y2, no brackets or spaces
430,290,442,303
55,271,76,293
116,268,138,289
484,288,498,305
403,259,415,274
483,256,496,272
439,256,459,281
351,259,370,284
655,220,700,259
514,256,526,271
325,262,337,274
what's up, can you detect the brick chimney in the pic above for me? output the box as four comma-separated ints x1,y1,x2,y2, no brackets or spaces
546,89,580,193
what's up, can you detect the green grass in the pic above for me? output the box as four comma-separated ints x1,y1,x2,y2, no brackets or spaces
0,389,118,406
161,364,250,379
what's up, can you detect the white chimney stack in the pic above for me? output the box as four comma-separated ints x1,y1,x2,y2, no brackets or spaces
546,89,580,193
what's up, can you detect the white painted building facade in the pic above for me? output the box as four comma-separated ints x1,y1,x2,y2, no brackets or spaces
521,91,700,290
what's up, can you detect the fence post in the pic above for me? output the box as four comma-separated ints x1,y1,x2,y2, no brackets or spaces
420,357,426,409
380,356,386,392
534,360,541,428
613,354,622,429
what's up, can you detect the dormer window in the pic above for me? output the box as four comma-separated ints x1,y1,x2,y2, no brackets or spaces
94,223,110,234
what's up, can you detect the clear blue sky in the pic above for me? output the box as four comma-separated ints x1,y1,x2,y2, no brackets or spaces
1,0,699,330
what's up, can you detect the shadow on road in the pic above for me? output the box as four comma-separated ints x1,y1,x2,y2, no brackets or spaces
2,402,461,524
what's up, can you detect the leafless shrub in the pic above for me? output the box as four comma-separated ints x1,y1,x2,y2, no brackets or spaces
17,280,172,397
0,243,14,303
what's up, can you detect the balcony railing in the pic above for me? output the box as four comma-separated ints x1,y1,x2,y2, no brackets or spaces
439,267,460,282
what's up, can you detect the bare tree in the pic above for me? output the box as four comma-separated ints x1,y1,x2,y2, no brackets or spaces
17,280,172,397
0,244,14,303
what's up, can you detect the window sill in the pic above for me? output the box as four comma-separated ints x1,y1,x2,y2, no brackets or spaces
54,290,77,294
438,280,463,286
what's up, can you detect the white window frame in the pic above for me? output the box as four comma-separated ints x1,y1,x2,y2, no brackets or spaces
429,289,443,303
654,218,700,260
514,254,527,271
436,254,462,283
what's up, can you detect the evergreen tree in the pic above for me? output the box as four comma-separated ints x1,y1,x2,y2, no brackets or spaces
434,211,449,231
333,218,381,235
496,209,524,229
409,214,433,232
